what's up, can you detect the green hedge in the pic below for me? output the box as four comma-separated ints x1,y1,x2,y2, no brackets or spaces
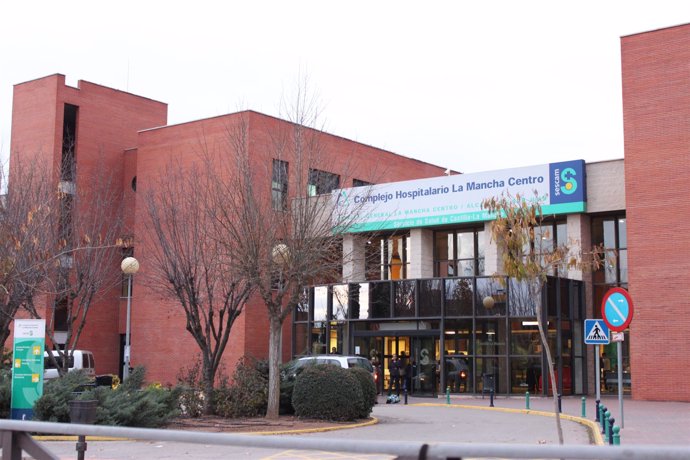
292,365,368,421
349,367,377,418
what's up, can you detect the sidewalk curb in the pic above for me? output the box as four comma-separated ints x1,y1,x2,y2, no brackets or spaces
33,417,379,441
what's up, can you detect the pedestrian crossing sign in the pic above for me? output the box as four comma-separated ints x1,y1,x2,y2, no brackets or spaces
584,319,610,345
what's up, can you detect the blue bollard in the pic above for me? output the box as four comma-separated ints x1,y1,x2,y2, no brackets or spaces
526,391,530,410
608,417,615,445
603,410,611,442
613,425,621,445
489,388,494,407
595,399,600,422
600,405,607,433
446,386,450,405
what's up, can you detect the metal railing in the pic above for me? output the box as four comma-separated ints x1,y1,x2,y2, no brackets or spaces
1,419,690,460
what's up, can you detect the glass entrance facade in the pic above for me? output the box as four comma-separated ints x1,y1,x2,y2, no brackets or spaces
292,275,585,396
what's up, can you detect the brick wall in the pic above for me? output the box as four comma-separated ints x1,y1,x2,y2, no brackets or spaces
622,24,690,401
132,110,448,384
10,74,167,375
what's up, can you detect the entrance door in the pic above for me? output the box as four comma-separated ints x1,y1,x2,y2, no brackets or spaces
410,336,438,397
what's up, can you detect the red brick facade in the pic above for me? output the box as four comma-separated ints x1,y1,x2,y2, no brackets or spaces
9,76,447,385
622,24,690,401
132,111,450,384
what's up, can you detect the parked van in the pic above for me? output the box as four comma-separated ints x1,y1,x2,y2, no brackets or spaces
43,350,95,380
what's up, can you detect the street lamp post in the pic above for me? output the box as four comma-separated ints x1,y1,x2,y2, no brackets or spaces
121,257,139,381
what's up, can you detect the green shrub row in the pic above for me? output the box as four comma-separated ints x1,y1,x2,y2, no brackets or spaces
0,357,376,424
33,367,180,427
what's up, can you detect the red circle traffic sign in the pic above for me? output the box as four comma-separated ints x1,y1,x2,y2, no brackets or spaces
601,287,634,332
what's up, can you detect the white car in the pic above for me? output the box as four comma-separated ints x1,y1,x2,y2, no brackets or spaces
296,355,374,372
283,355,374,381
43,350,95,380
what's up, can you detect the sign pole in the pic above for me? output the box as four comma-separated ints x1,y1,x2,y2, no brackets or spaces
594,345,601,401
617,341,624,428
601,287,633,431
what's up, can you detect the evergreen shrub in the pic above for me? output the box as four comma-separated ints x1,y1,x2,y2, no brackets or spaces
33,370,93,422
86,367,180,427
0,369,12,418
292,365,364,421
349,367,377,418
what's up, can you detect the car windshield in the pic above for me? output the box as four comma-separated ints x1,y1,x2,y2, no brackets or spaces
347,358,373,372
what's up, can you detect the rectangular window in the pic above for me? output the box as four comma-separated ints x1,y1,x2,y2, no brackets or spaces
365,234,410,280
353,179,373,187
61,104,78,182
433,228,485,277
308,169,340,196
272,160,288,211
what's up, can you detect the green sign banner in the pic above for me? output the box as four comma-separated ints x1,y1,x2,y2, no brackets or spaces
10,319,45,420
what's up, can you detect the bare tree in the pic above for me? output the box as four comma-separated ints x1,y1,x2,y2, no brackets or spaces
482,191,604,444
0,157,53,349
144,159,253,414
34,150,126,376
208,88,371,418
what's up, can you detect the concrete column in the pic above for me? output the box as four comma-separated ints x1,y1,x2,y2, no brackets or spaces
566,213,591,282
409,228,434,278
483,221,502,275
342,234,366,282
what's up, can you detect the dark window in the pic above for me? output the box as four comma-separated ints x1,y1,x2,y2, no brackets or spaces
61,104,78,182
369,281,391,319
353,178,373,187
419,279,442,316
445,278,474,316
592,215,627,286
272,160,289,211
434,228,485,277
393,280,416,317
308,169,340,196
53,298,68,332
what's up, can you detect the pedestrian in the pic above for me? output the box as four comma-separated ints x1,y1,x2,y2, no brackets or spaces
389,354,402,396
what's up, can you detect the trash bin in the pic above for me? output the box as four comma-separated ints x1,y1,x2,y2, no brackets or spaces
69,399,97,425
481,373,495,398
95,375,113,387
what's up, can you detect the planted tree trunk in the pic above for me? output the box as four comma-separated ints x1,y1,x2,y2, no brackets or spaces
533,281,564,444
266,316,283,419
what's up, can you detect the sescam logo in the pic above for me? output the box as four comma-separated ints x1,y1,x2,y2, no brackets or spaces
549,160,585,205
559,167,577,195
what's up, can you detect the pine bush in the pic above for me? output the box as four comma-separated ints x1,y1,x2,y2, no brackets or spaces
83,367,180,428
33,370,93,422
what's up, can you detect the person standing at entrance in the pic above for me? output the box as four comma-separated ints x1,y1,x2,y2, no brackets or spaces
389,354,402,396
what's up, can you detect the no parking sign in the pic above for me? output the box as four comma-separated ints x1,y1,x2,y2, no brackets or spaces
601,287,634,332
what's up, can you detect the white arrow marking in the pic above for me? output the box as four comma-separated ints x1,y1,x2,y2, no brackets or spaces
607,297,626,323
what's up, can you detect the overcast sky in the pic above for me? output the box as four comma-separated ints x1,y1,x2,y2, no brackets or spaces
2,1,690,174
